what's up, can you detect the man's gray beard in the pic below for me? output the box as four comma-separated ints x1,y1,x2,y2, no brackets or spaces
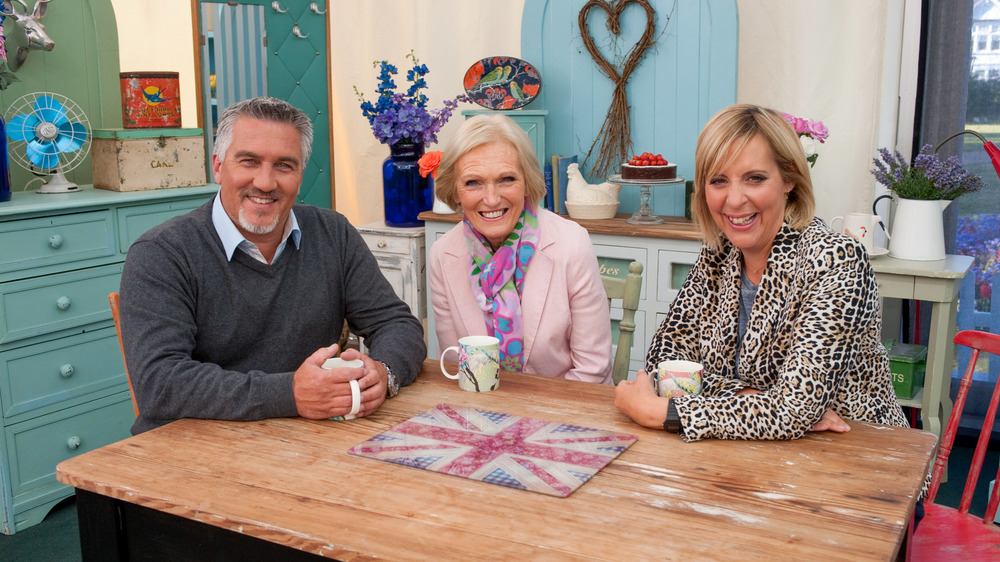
238,207,281,235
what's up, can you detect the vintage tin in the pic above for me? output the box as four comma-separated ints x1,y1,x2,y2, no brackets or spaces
120,71,182,128
885,340,927,400
91,128,207,191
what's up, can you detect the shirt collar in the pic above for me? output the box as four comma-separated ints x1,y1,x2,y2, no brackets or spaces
211,193,301,262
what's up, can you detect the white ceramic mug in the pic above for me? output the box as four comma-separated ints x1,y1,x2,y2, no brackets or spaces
440,335,501,392
654,360,704,398
830,213,886,251
322,357,364,420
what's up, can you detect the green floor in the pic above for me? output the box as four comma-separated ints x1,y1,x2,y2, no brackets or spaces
0,441,995,561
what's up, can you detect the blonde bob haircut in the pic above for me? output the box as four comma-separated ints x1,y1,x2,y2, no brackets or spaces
692,104,816,251
435,114,547,212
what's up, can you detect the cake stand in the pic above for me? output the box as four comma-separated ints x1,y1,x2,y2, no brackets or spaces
608,174,686,225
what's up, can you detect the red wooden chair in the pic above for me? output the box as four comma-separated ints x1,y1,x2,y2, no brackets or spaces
909,330,1000,561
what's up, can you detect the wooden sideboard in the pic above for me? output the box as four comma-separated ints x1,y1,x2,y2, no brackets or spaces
0,184,217,534
419,211,701,374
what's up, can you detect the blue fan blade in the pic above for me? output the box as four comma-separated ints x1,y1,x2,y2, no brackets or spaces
26,139,60,169
7,113,40,142
34,95,68,126
56,122,87,152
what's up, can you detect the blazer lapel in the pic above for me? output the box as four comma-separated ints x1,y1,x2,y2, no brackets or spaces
519,232,554,366
442,245,489,337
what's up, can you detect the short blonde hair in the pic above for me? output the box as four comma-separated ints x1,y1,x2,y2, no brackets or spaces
692,104,815,250
435,114,546,211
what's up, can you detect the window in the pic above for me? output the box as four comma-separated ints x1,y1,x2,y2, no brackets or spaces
914,0,1000,384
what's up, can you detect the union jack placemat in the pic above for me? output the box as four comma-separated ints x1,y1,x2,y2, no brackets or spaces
348,403,637,497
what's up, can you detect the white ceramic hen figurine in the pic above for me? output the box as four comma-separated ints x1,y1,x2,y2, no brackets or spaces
565,163,621,204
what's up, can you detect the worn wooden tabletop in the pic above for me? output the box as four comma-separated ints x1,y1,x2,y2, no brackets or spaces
57,359,936,561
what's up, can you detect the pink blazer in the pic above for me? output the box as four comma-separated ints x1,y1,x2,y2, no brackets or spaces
429,209,612,384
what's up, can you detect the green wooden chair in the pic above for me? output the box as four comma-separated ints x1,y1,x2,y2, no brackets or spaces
602,261,643,384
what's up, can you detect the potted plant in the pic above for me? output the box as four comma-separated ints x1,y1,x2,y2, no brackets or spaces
871,144,984,261
355,52,465,227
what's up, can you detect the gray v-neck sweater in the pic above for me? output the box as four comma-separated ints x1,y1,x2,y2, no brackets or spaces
120,200,425,433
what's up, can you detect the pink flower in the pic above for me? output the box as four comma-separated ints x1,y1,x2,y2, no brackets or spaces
808,120,829,142
792,117,809,134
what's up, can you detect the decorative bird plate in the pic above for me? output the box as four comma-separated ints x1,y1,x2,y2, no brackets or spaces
464,56,541,110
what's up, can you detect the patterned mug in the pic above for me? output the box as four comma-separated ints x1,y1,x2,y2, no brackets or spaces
440,336,501,392
654,360,703,398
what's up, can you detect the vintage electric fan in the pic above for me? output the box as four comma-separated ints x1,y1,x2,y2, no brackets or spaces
5,92,91,193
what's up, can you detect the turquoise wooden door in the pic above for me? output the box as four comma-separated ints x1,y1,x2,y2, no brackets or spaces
198,1,330,209
520,0,738,217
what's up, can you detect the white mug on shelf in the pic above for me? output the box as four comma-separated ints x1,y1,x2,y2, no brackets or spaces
830,213,887,251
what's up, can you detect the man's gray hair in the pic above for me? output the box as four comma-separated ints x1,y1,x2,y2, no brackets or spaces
213,97,314,164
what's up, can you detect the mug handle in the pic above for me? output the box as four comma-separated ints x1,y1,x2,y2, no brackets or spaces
439,346,461,379
872,194,893,238
830,215,844,233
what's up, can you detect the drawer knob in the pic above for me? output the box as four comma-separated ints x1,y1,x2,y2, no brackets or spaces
57,296,72,310
377,240,387,248
49,234,64,248
67,436,81,450
60,364,75,378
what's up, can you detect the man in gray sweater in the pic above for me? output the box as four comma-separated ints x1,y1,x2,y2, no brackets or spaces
119,97,426,434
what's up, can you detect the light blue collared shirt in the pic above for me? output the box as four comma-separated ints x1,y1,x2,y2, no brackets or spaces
211,194,301,264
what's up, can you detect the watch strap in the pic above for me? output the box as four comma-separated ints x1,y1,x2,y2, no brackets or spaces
379,360,399,398
663,399,681,433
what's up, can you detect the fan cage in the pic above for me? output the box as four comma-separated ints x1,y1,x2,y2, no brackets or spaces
5,91,92,175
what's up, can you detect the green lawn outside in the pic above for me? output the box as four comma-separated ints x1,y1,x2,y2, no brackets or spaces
958,124,1000,216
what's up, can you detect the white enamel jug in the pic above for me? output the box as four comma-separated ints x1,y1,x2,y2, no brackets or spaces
873,195,951,261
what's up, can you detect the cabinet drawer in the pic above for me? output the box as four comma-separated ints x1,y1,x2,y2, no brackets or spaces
592,244,648,302
0,327,125,418
360,231,419,256
656,249,699,304
0,264,123,344
117,196,210,252
0,211,115,276
7,392,134,505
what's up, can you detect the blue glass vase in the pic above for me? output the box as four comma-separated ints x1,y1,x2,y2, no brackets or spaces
382,141,432,227
0,114,11,203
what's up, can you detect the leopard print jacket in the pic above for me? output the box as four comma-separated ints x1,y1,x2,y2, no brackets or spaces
646,218,908,442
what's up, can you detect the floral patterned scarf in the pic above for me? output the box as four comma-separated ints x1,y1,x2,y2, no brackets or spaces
464,204,540,371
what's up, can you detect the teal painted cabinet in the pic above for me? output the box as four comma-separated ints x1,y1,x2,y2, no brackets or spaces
0,185,217,534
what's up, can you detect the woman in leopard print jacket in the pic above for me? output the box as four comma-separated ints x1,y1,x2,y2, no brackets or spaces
614,104,907,441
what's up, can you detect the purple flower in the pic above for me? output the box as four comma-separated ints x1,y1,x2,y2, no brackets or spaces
355,51,466,146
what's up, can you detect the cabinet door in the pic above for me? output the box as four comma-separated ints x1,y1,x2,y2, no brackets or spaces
372,255,422,318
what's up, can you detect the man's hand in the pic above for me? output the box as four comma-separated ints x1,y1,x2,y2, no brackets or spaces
292,344,387,419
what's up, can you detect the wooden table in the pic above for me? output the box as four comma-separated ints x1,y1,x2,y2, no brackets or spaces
871,254,974,441
57,360,937,561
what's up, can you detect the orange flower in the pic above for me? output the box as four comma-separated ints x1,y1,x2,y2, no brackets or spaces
419,150,443,179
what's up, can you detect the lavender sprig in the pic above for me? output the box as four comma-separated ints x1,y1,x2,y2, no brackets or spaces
870,144,984,200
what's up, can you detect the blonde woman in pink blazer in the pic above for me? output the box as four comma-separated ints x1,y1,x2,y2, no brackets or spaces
425,114,612,383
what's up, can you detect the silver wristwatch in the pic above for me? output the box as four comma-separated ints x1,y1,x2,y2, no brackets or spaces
380,361,399,398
